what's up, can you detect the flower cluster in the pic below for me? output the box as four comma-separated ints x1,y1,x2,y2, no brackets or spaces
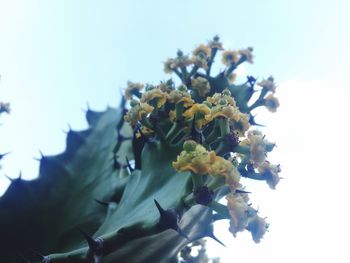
123,36,281,243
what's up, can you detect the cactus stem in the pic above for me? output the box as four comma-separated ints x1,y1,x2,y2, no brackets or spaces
212,213,226,222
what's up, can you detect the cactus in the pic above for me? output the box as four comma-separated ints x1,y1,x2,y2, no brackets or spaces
0,36,281,263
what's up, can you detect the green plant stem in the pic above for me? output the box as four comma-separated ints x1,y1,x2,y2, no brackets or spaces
209,200,230,219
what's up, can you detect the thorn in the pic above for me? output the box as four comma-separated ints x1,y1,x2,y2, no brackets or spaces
76,228,104,263
77,228,98,250
154,200,189,240
235,189,251,194
94,199,109,207
207,231,226,247
125,157,134,173
249,114,265,127
38,150,44,158
154,199,165,215
0,151,10,160
67,123,72,131
29,249,50,262
86,102,91,110
4,174,14,182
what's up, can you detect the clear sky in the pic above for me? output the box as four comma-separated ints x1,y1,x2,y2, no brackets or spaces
0,0,350,262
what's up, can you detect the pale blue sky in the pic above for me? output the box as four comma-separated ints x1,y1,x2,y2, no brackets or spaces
0,0,349,262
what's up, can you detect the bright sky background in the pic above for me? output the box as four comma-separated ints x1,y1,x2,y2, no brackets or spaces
0,0,350,262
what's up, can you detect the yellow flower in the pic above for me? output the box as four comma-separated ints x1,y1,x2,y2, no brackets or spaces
209,104,241,122
210,156,233,177
238,47,254,64
222,50,239,65
258,161,281,189
257,76,276,93
226,193,249,237
172,141,216,175
264,94,280,112
135,126,154,138
169,88,194,107
247,215,268,243
140,88,169,108
124,82,144,100
192,56,208,70
232,112,250,137
206,92,236,107
168,110,176,122
192,44,211,59
208,35,224,50
225,168,241,191
164,58,176,73
191,77,211,98
241,130,275,167
172,50,192,69
228,73,237,84
124,102,154,126
183,103,211,129
157,80,174,94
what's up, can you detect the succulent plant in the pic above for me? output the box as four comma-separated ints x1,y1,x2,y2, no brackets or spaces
0,36,281,263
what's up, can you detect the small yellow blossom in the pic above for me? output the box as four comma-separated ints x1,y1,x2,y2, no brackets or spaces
257,76,276,93
228,73,237,84
191,77,211,98
169,88,194,107
169,110,176,122
209,104,241,122
238,47,254,64
124,102,154,126
240,130,274,167
192,56,208,70
210,156,241,191
140,88,169,108
164,58,175,74
192,44,211,59
233,113,250,137
172,50,192,69
183,103,211,129
124,82,144,100
264,94,280,112
226,193,249,237
210,156,233,177
208,35,224,50
158,81,174,94
206,92,236,107
258,161,281,189
172,141,216,175
247,215,268,243
222,50,239,65
225,168,241,191
135,126,154,138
